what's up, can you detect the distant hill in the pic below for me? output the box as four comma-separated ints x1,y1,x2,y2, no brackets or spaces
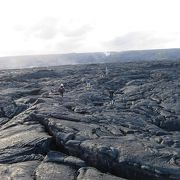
0,48,180,69
109,48,180,62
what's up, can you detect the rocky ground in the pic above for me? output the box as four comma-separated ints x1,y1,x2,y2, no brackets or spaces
0,60,179,179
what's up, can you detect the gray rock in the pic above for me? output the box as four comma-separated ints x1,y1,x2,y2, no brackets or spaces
0,60,179,179
0,161,39,180
35,151,86,180
77,167,126,180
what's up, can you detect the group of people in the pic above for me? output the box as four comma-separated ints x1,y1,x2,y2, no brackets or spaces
57,67,115,101
57,83,115,105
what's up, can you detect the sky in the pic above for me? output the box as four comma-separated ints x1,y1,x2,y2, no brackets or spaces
0,0,180,57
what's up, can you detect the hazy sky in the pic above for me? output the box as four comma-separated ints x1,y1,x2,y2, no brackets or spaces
0,0,180,57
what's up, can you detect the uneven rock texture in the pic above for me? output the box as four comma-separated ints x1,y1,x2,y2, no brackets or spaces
0,60,179,179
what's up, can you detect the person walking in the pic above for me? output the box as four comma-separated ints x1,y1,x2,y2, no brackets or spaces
58,84,65,97
109,90,115,105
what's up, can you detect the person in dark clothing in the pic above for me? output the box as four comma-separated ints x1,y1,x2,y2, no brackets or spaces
58,84,65,97
109,90,115,105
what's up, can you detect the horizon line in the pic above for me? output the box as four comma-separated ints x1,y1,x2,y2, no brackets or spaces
0,47,180,59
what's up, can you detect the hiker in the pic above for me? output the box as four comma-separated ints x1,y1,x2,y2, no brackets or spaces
105,66,109,76
58,84,65,97
109,90,115,105
86,81,91,90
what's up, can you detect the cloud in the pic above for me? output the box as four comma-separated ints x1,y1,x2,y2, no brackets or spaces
55,38,83,53
25,17,93,41
54,24,93,53
61,25,93,38
104,32,177,51
11,18,94,56
27,17,59,40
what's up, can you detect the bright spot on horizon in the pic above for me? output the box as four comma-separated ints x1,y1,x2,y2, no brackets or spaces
0,0,180,57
